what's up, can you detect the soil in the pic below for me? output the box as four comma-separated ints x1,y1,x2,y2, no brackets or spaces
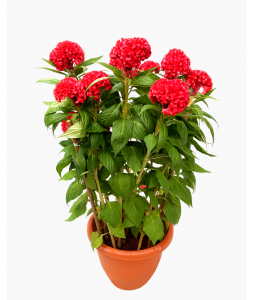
102,228,154,251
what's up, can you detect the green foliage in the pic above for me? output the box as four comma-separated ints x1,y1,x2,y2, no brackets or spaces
143,210,164,245
122,146,143,174
66,180,84,204
56,155,72,177
111,119,133,155
101,201,121,228
59,122,86,138
66,192,89,221
90,231,103,251
123,196,145,227
169,176,192,206
37,78,60,85
109,173,135,199
108,222,126,238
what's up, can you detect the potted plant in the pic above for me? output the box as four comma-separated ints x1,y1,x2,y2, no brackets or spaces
37,38,217,290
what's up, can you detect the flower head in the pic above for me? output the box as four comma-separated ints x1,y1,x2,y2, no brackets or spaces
185,70,213,95
49,41,84,71
139,60,160,73
61,120,68,132
161,49,191,79
78,71,111,103
149,78,190,116
53,77,80,103
109,37,151,76
140,185,147,190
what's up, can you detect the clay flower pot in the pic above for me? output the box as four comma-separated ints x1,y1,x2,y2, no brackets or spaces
87,214,174,290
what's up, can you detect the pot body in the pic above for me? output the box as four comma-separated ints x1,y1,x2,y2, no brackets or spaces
87,215,174,290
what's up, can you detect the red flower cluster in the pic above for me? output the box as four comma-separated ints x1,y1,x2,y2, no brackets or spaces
161,49,191,79
79,71,111,102
53,71,111,105
140,185,147,190
61,111,75,132
49,41,84,71
53,77,79,103
185,70,213,95
139,60,160,73
149,78,190,116
109,37,151,76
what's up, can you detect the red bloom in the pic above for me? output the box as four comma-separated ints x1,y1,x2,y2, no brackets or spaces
139,60,160,73
49,41,84,71
61,119,68,132
140,185,147,190
109,37,151,76
149,78,190,116
53,77,80,104
161,49,191,79
78,71,111,103
185,70,213,95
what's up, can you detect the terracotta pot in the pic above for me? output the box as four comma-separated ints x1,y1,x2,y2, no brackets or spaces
87,214,174,290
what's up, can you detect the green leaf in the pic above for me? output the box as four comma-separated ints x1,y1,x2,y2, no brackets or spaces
132,116,148,140
59,140,73,147
98,149,117,175
130,226,140,238
181,171,196,191
66,180,83,204
74,66,86,76
139,104,159,115
169,176,192,206
59,122,86,138
42,101,55,106
85,122,107,133
123,196,145,227
36,67,66,75
41,58,56,67
108,222,126,238
122,146,143,175
176,121,188,142
98,103,121,127
155,170,169,194
111,119,133,155
109,83,125,95
168,137,196,158
202,111,218,125
133,94,152,105
139,110,156,134
123,213,135,228
90,133,103,152
144,134,158,153
79,56,103,67
194,163,210,173
37,78,61,85
164,198,180,225
146,171,160,189
44,112,70,127
109,173,135,199
45,99,74,115
80,110,90,130
97,62,124,78
192,140,215,157
143,212,164,245
99,166,110,180
131,75,157,87
164,142,182,176
66,192,89,221
87,153,98,172
101,201,121,228
60,145,76,156
90,231,103,251
203,118,215,143
148,191,158,209
56,155,72,177
59,170,76,181
86,173,97,190
157,123,168,151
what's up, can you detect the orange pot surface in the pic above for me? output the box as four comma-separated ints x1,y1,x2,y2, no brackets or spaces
87,215,174,290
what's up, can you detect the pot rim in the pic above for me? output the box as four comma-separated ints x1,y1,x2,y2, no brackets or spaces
87,214,174,261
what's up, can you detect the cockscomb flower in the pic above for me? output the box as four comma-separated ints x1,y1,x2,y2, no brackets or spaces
78,71,111,102
61,112,75,133
185,70,213,95
49,41,84,71
139,61,160,73
109,37,151,76
161,49,191,79
149,78,190,116
140,185,147,190
53,77,80,103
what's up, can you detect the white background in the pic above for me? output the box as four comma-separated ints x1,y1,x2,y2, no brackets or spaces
7,0,248,299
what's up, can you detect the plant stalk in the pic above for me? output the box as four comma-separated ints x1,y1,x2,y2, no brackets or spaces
137,232,145,251
122,78,129,119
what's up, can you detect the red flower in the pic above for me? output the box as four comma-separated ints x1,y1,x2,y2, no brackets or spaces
139,60,160,73
185,70,213,95
53,77,80,104
149,78,190,116
78,71,111,103
161,49,191,79
140,185,147,190
49,41,84,71
61,120,68,132
109,37,151,76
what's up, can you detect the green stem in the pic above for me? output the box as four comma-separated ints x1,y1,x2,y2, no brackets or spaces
122,78,129,119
